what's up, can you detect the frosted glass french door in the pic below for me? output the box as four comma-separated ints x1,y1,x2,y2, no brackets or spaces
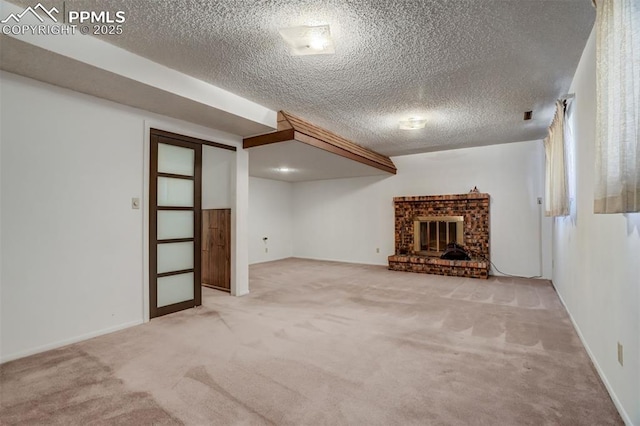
150,131,202,318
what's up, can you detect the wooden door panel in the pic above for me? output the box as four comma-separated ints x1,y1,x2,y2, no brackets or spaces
202,208,231,291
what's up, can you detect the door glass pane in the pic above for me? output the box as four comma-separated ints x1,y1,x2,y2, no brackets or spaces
449,222,457,244
428,222,437,251
158,143,194,176
438,222,447,251
158,177,194,207
157,273,194,307
158,210,194,240
157,242,193,274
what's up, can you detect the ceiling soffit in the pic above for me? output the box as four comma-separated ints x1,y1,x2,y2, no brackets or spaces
244,111,397,175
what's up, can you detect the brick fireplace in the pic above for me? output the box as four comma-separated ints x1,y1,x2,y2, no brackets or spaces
388,193,490,279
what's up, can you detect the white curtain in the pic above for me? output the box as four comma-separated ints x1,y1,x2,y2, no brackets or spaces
544,101,569,217
594,0,640,213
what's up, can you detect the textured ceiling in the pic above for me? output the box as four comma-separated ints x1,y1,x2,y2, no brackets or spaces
11,0,595,156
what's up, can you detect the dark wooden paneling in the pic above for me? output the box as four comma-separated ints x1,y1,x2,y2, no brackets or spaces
152,128,237,151
201,209,231,292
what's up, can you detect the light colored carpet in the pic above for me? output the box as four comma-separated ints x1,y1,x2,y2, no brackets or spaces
0,258,622,425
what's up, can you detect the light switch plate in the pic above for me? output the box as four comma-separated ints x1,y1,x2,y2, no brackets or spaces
132,197,140,209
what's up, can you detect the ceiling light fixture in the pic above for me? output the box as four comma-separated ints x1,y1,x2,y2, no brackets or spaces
276,167,293,173
399,117,427,130
278,25,335,56
308,36,328,51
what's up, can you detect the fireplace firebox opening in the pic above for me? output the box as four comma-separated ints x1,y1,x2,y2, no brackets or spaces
413,216,464,256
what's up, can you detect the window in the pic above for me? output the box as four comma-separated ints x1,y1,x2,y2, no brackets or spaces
544,101,570,217
594,0,640,213
564,101,576,217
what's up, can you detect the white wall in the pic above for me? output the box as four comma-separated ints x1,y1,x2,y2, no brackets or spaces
248,177,294,264
552,29,639,425
292,140,552,278
202,145,234,209
0,71,250,362
230,147,250,297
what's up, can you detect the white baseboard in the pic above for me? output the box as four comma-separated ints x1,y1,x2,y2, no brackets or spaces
292,256,388,267
0,319,143,364
553,285,634,426
248,256,293,266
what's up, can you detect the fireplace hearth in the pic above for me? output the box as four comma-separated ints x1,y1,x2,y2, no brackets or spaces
388,193,490,279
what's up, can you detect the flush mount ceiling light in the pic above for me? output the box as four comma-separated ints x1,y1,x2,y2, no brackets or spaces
278,25,335,56
276,167,294,173
399,117,427,130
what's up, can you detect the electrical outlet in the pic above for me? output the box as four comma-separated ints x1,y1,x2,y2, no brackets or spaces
376,248,380,253
617,342,623,366
265,247,268,253
537,197,542,205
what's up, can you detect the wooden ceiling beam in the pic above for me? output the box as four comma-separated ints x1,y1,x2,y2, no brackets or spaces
243,128,295,148
242,111,397,175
